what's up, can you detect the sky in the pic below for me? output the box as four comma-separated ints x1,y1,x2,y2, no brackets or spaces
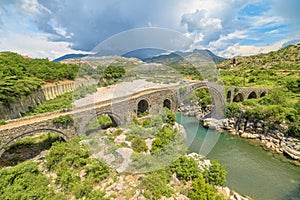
0,0,299,60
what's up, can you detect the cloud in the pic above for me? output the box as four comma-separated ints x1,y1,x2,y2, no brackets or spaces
0,31,88,60
208,30,248,51
0,0,299,58
181,9,222,33
218,40,287,58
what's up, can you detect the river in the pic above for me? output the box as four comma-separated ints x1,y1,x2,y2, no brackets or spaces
177,114,300,200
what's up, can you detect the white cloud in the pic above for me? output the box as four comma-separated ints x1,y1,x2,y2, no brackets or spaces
218,40,288,58
181,9,222,32
0,32,89,60
208,30,248,51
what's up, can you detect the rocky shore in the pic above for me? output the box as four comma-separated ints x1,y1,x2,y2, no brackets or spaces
202,117,300,162
179,103,300,163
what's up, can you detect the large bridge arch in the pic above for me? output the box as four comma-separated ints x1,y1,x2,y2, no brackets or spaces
96,112,122,127
179,82,225,119
0,128,69,157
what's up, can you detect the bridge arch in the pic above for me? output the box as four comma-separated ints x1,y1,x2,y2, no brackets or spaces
137,99,149,115
233,93,244,102
0,128,68,157
248,91,257,99
260,91,266,98
96,112,122,128
163,99,172,110
180,83,225,119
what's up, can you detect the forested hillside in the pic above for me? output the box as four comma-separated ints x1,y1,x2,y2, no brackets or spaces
0,52,79,105
219,43,300,87
219,44,300,138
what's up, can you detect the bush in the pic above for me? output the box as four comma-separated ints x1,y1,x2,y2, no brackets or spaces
0,119,6,125
169,156,201,182
225,103,241,118
140,170,173,200
131,137,148,153
203,160,227,186
189,175,223,200
151,126,177,152
52,115,73,125
286,122,300,138
0,162,65,199
98,115,113,128
165,111,176,125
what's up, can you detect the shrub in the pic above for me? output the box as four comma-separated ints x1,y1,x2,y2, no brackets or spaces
97,115,113,128
285,122,300,138
0,119,6,125
140,170,173,200
151,126,177,152
52,115,73,125
189,175,224,200
0,162,65,199
169,156,201,182
131,137,148,153
225,103,241,118
203,160,227,186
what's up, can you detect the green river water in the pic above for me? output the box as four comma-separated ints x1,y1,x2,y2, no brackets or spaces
176,114,300,200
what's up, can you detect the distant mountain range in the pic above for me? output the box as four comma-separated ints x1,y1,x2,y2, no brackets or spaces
122,48,167,60
52,53,89,62
144,49,226,64
53,48,225,64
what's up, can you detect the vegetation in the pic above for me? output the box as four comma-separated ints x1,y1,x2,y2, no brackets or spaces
0,162,67,199
23,92,72,116
73,85,97,100
131,137,148,152
204,160,227,186
52,115,74,125
45,138,109,198
151,126,178,152
97,114,114,128
169,155,201,182
140,169,173,199
189,175,224,200
220,44,300,138
0,52,78,105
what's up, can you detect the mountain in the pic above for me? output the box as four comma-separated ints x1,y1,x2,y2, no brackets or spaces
122,48,167,60
144,49,225,64
52,53,89,62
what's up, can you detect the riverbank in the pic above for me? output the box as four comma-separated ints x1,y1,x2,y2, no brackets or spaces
202,117,300,164
179,103,300,163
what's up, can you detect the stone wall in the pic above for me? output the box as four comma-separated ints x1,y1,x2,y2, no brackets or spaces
0,80,96,120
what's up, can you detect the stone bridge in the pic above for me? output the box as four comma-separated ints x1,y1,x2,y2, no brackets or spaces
226,86,270,103
0,81,270,156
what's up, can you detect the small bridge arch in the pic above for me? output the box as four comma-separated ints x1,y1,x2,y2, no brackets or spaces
233,93,244,102
248,91,258,99
137,99,150,115
163,99,172,110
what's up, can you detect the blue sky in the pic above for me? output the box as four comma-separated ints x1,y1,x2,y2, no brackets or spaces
0,0,299,59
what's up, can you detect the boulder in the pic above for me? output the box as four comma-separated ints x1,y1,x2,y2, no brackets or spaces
283,146,300,160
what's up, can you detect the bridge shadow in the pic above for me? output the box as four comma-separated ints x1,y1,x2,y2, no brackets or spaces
0,133,64,167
